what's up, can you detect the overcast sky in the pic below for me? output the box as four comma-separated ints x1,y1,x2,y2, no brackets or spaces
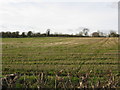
0,0,118,34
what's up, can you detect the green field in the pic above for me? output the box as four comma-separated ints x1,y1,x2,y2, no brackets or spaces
2,37,120,88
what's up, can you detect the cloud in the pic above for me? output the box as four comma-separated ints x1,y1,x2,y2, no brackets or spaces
0,1,118,34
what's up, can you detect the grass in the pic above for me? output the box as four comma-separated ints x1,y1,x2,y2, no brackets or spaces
2,37,120,88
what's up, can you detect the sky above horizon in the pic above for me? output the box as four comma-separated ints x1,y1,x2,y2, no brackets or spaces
0,0,118,34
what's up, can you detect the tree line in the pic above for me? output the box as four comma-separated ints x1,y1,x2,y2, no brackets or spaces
0,29,119,38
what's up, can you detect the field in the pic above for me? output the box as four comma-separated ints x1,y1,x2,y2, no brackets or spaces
2,37,120,88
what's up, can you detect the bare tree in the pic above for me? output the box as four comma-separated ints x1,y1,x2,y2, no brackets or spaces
46,29,50,36
109,31,119,37
83,28,89,36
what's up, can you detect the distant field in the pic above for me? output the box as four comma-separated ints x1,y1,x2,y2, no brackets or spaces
2,37,120,88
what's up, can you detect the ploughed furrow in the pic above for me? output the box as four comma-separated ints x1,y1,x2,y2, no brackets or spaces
2,37,119,75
